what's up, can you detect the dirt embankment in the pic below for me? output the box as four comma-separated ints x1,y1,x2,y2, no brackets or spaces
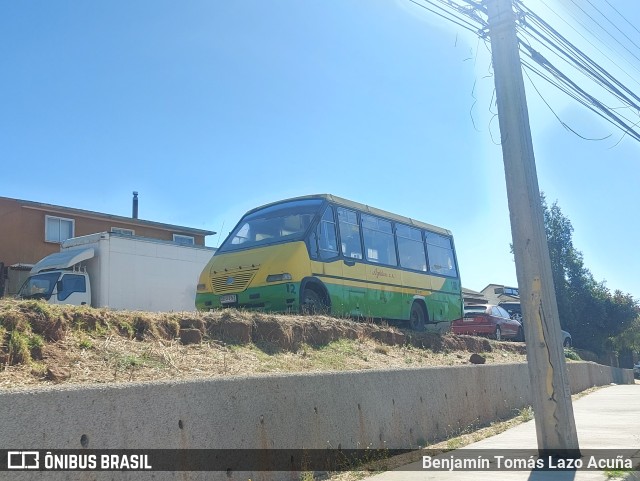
0,299,527,390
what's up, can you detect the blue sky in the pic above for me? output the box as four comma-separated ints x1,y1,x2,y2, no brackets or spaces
1,0,638,298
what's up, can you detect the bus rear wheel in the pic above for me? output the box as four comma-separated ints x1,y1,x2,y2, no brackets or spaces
301,288,329,315
409,303,427,331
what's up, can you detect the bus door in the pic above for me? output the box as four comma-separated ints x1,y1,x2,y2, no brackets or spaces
308,205,344,312
337,207,368,318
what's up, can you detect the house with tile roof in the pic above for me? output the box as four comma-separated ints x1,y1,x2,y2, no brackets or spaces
0,194,215,295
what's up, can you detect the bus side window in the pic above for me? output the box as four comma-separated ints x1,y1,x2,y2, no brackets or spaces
425,232,458,277
397,224,427,271
362,214,397,266
337,207,363,260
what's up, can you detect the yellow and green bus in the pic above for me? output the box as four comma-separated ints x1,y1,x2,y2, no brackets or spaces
195,194,463,331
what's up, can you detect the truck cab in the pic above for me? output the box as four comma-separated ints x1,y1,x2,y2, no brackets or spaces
19,248,93,306
19,270,91,305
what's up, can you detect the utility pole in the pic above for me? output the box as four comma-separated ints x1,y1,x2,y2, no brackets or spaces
485,0,580,457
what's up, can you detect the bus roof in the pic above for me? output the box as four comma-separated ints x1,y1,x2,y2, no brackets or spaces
246,194,453,237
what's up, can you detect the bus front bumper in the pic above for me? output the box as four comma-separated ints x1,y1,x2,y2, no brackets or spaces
195,282,301,312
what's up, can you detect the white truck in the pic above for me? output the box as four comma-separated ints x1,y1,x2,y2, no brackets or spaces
19,232,215,312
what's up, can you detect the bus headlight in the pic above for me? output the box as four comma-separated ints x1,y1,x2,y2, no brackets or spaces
197,283,207,291
266,273,292,282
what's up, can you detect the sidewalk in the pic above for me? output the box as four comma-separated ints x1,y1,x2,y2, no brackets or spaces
363,382,640,481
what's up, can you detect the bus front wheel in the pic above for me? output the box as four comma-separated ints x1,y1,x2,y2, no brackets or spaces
302,288,329,315
409,303,427,331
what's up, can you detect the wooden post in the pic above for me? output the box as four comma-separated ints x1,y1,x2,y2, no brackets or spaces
485,0,580,456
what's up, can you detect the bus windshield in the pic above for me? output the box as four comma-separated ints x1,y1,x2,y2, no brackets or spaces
218,199,323,253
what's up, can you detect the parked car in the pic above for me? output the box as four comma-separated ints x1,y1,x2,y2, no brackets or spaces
513,317,573,347
451,304,523,341
498,302,523,322
633,362,640,380
498,300,572,346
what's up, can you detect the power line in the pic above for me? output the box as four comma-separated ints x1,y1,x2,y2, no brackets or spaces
406,0,484,34
602,0,640,37
516,3,640,107
514,1,640,141
562,0,640,66
583,0,640,56
520,47,640,142
535,0,640,92
404,0,640,146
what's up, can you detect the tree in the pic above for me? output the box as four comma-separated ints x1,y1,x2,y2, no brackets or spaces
540,195,638,354
609,315,640,365
605,292,640,367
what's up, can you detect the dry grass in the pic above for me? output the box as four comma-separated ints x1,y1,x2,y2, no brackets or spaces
0,299,528,391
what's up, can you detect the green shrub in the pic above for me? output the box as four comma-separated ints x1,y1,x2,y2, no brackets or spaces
564,347,581,361
8,330,31,365
116,320,135,338
28,334,44,350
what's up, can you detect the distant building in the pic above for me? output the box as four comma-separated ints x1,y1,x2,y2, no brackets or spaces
0,194,215,296
480,283,520,305
462,287,487,305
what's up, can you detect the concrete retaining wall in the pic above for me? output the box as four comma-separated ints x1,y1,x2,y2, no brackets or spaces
568,361,632,392
0,361,633,480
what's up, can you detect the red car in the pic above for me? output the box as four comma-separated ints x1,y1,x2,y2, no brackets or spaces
451,304,523,341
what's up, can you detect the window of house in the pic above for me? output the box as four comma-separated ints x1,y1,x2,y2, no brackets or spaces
45,215,74,243
396,224,427,271
111,227,135,236
173,234,195,245
361,214,397,266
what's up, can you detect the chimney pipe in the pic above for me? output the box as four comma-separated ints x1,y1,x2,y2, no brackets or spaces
132,191,139,219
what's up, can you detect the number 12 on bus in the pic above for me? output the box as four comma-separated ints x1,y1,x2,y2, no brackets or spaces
195,194,463,332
